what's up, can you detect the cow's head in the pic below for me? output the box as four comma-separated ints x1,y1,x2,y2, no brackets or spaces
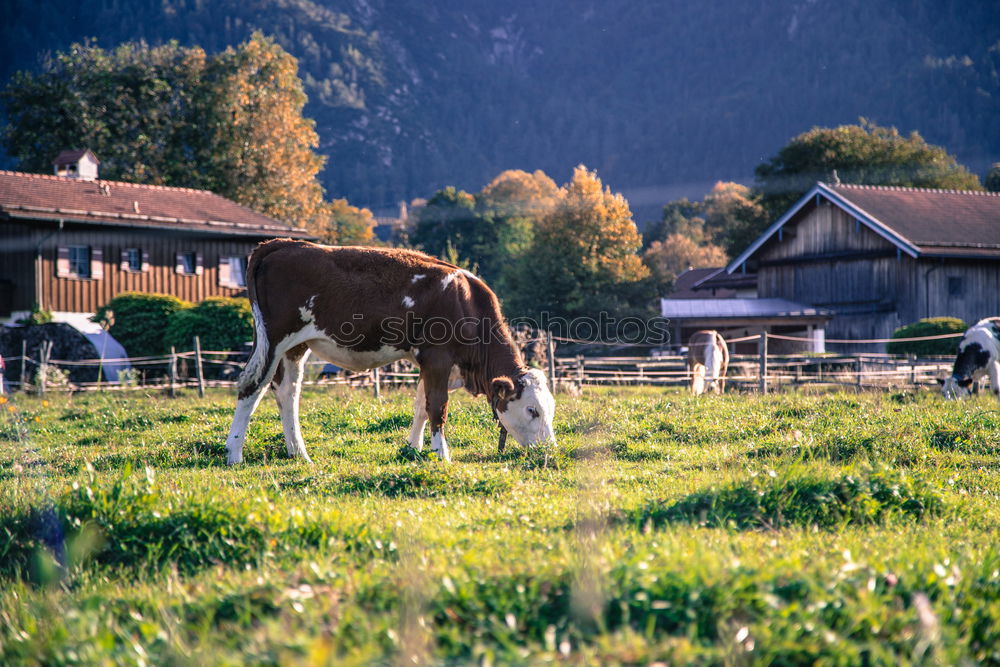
491,369,556,447
939,375,974,400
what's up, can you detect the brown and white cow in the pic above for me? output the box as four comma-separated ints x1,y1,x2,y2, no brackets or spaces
224,239,556,464
687,330,729,395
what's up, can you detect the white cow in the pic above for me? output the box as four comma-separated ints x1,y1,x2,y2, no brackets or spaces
940,317,1000,400
687,330,729,395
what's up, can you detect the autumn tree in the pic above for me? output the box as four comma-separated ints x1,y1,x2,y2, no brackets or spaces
2,33,367,237
504,165,652,320
310,198,376,245
201,33,329,229
754,119,983,221
642,234,728,292
412,170,560,284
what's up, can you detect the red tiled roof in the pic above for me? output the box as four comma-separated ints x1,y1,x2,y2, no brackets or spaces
827,183,1000,257
0,170,313,238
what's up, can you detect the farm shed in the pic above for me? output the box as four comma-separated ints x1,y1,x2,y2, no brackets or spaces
0,150,314,326
660,297,831,354
722,182,1000,352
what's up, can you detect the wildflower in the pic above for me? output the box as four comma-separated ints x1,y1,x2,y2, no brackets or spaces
7,405,15,413
42,400,49,408
0,396,7,404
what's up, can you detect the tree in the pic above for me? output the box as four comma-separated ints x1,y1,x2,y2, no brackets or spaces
411,185,480,261
754,120,983,222
479,169,560,219
642,234,728,292
986,163,1000,193
504,165,652,320
642,198,706,248
411,172,561,285
2,40,211,188
478,169,560,283
2,34,352,233
311,198,376,245
201,33,329,229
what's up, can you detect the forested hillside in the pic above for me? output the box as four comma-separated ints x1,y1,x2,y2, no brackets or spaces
2,0,998,220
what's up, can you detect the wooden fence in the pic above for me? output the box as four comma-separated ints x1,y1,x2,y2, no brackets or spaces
2,342,956,396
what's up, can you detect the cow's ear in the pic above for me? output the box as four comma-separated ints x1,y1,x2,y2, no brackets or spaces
937,378,946,385
491,376,516,400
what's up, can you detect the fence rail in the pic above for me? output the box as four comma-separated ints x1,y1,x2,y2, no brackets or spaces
0,331,960,395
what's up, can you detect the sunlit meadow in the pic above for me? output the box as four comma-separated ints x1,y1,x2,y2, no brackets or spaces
1,385,999,664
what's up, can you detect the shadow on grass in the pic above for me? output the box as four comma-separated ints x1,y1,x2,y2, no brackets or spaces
616,468,946,531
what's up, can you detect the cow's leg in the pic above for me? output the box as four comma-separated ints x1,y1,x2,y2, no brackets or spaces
990,362,1000,401
408,378,428,450
690,363,705,395
272,344,311,462
225,339,282,465
422,364,452,462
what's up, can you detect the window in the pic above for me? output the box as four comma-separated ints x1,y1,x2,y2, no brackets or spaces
229,256,247,287
181,252,196,275
948,276,964,297
219,255,248,288
57,245,103,279
68,246,91,278
125,248,142,272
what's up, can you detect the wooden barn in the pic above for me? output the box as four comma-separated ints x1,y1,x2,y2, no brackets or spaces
722,181,1000,351
0,151,313,327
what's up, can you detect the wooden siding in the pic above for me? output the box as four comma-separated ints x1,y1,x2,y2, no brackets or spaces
755,204,1000,349
761,202,897,260
0,221,265,315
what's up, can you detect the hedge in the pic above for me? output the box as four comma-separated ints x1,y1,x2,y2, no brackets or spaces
886,317,967,356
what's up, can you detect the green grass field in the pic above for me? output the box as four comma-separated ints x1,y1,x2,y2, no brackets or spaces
1,385,999,665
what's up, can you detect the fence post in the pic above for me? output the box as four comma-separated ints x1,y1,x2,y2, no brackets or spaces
19,340,27,392
758,333,768,394
169,346,177,398
194,336,205,398
547,332,556,389
373,367,381,400
576,354,585,391
39,341,50,396
855,358,863,392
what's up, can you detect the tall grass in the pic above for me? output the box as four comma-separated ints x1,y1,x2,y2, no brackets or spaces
1,386,998,663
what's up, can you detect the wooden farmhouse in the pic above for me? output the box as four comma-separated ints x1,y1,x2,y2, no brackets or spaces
717,181,1000,352
0,150,313,329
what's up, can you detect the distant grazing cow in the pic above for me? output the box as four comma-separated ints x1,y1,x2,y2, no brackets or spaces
940,317,1000,400
687,330,729,395
225,239,556,464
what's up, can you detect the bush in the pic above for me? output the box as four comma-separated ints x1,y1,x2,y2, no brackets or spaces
92,293,190,358
163,297,253,352
886,317,967,356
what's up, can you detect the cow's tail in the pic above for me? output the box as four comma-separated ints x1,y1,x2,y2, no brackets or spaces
238,239,295,394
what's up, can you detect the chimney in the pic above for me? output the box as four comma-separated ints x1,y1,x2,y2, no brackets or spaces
53,149,100,181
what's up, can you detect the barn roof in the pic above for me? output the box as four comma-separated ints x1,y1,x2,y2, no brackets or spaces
727,182,1000,272
661,297,831,320
0,170,313,238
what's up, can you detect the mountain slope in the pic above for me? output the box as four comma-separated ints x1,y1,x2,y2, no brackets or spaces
2,0,998,220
